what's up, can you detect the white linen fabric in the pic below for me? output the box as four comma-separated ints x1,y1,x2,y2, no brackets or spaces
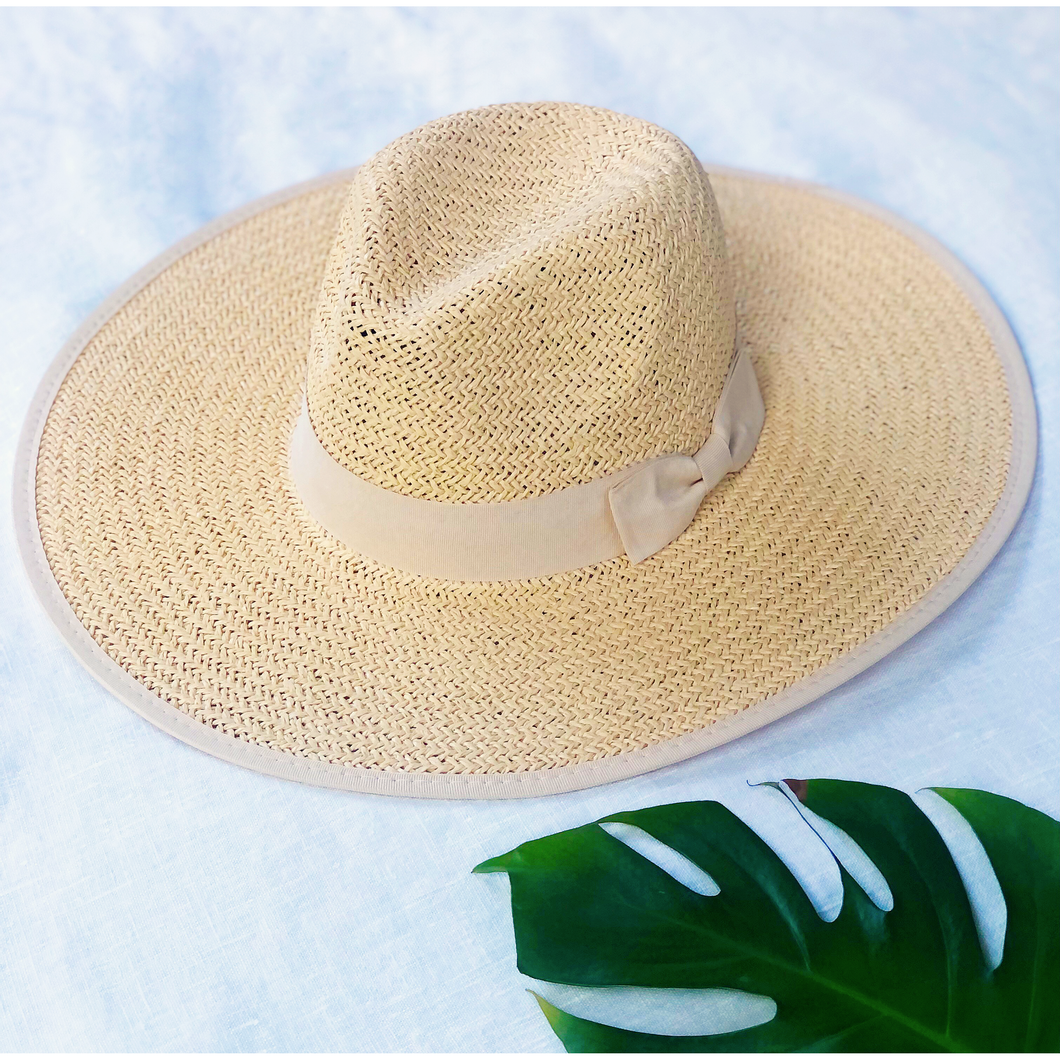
0,7,1056,1052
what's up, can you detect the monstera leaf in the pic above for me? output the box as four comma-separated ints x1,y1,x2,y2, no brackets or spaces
475,781,1059,1052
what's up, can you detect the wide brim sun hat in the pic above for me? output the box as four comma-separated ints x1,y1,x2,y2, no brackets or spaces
15,102,1036,799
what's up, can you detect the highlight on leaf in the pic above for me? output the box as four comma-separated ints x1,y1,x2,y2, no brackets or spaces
474,780,1059,1052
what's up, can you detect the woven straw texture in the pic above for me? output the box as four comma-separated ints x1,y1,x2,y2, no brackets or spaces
32,110,1012,778
307,103,733,502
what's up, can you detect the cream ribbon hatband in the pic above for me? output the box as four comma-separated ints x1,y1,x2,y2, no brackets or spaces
290,348,765,581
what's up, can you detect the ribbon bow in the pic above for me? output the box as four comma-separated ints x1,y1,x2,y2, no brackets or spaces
608,348,765,563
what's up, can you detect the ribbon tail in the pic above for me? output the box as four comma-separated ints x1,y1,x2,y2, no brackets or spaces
608,454,709,564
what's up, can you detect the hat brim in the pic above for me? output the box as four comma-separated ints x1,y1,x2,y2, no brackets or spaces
14,165,1036,799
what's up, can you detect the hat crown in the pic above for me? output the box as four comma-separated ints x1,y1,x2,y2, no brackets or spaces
306,101,735,503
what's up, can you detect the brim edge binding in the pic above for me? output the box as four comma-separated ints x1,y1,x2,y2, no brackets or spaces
12,165,1039,800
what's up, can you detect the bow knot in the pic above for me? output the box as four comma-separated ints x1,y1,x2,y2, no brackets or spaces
607,349,765,564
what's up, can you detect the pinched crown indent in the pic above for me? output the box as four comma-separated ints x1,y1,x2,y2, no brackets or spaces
306,101,735,503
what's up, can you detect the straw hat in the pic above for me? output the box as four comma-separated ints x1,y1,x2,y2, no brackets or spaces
15,102,1035,798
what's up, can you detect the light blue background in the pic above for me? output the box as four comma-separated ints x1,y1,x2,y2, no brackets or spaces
1,7,1057,1051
